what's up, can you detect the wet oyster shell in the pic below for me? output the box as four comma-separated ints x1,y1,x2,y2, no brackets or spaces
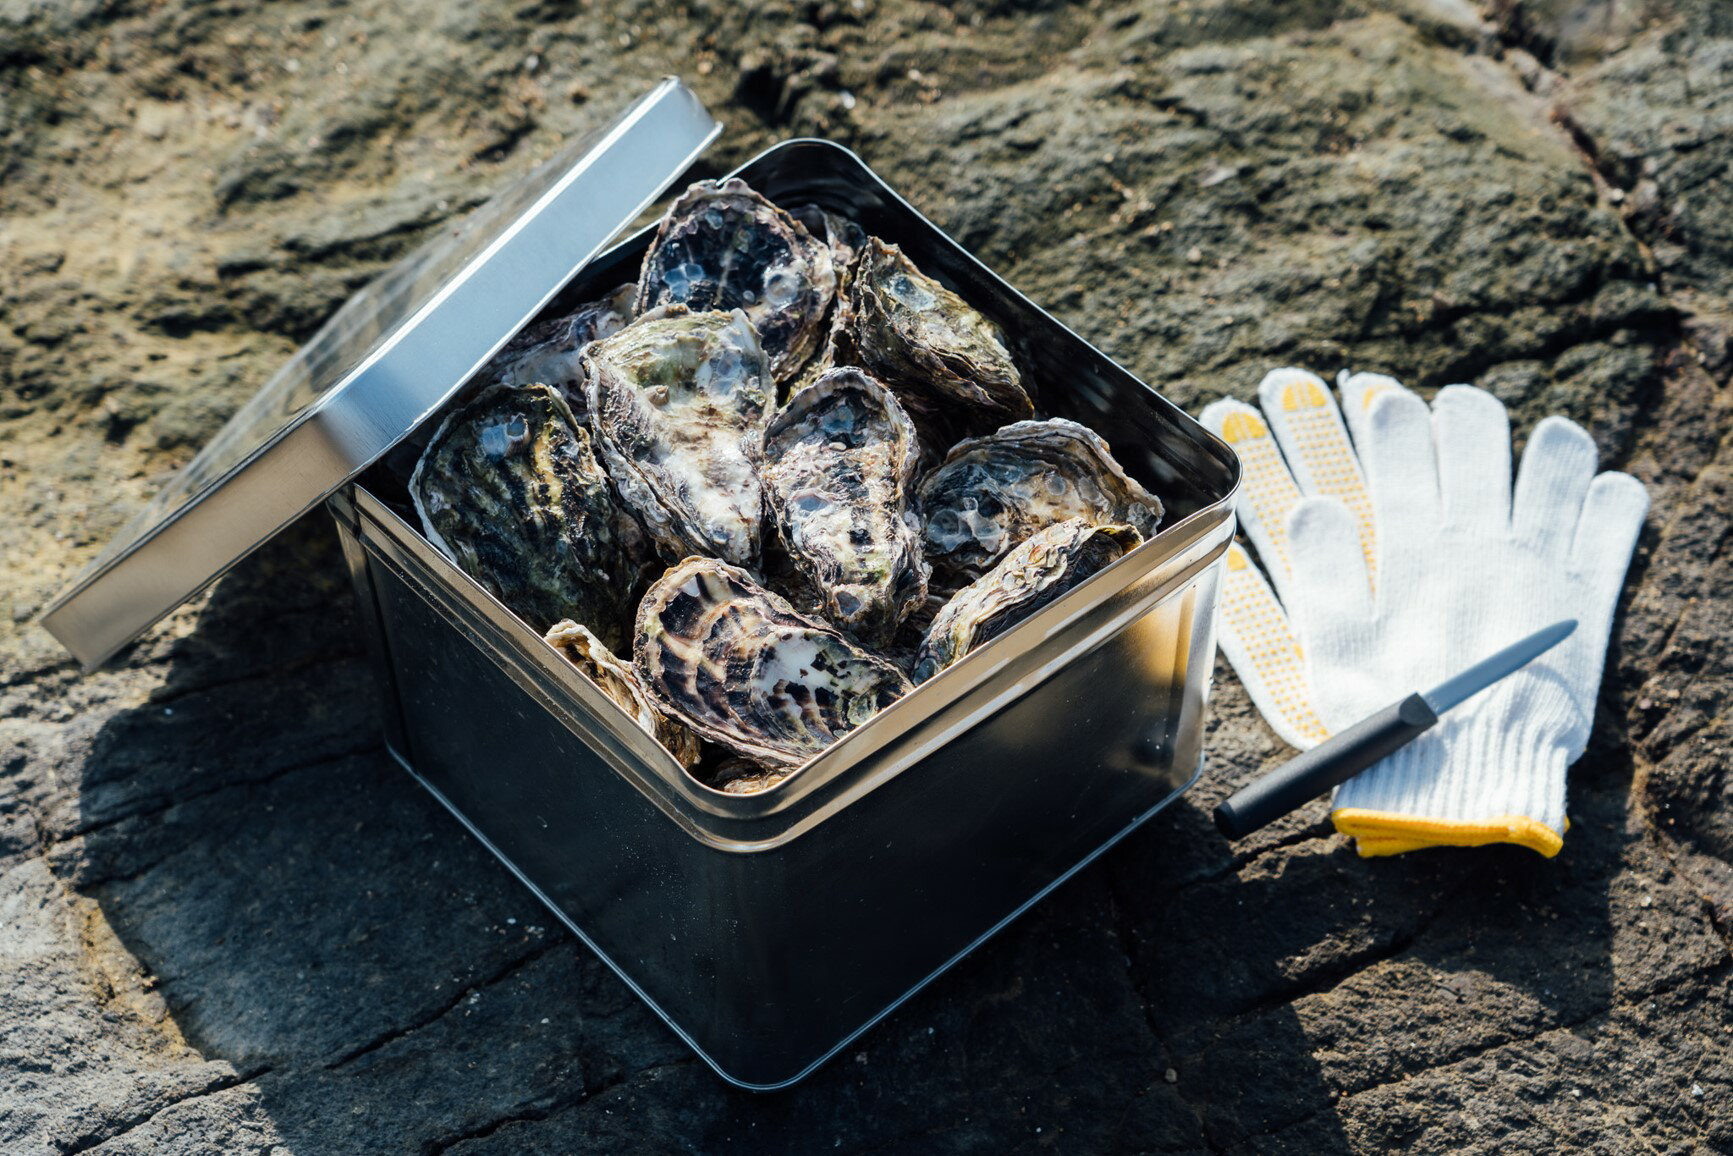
634,556,913,770
410,383,635,646
763,367,929,645
584,306,773,567
826,237,1033,436
791,204,868,289
711,756,792,795
477,283,635,415
544,620,703,770
719,769,793,795
914,519,1143,684
917,417,1165,586
636,179,836,386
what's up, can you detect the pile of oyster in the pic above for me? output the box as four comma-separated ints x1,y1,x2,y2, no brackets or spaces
411,178,1165,794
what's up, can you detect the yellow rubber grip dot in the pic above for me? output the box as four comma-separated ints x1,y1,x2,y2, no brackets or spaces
1219,411,1269,444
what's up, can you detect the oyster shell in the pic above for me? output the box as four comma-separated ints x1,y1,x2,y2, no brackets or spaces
825,237,1034,435
791,204,868,287
711,756,792,795
584,306,773,566
544,620,703,770
636,179,836,386
917,417,1164,586
634,556,913,770
763,367,929,645
719,769,792,794
478,283,635,414
914,519,1143,684
410,383,635,645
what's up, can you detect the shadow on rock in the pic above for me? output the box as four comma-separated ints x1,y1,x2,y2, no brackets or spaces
56,517,681,1150
1099,746,1627,1151
52,514,1625,1153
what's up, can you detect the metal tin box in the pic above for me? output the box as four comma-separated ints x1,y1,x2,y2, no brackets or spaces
330,144,1237,1089
44,81,1239,1090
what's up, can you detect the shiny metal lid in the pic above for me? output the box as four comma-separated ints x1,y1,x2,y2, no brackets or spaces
41,78,720,669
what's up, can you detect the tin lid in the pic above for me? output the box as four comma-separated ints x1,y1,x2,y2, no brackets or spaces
41,78,720,668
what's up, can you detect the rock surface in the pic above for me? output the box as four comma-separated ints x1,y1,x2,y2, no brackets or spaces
2,0,1730,1151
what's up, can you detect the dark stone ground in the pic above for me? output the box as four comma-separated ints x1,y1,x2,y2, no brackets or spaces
3,0,1730,1151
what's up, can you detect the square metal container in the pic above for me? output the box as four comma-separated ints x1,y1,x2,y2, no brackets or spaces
328,138,1238,1089
40,79,1239,1090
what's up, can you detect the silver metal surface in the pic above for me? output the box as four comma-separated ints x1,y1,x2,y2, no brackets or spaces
325,137,1241,1086
398,740,1206,1091
41,77,721,669
339,479,1233,847
1422,618,1577,715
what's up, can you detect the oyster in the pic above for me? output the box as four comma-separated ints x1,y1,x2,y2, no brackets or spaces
478,283,635,414
410,383,634,646
634,557,913,770
914,519,1143,683
792,204,868,286
762,367,929,645
825,237,1034,435
544,620,703,769
917,417,1164,586
636,179,836,386
711,757,792,795
719,770,792,795
584,306,773,566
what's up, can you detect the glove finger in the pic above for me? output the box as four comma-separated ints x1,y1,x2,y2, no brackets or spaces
1569,471,1649,627
1513,416,1598,560
1256,368,1378,591
1285,495,1375,651
1201,398,1304,601
1432,385,1513,532
1217,542,1332,750
1358,388,1442,569
1335,370,1415,461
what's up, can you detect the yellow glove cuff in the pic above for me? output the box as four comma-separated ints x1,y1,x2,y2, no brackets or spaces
1331,808,1566,858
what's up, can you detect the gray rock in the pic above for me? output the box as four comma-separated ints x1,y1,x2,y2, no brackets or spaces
1,2,1729,1153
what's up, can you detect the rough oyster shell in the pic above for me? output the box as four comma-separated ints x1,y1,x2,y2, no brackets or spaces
636,179,836,387
719,769,792,795
917,417,1165,586
711,756,792,795
584,306,773,567
791,204,868,288
478,283,635,415
634,556,913,770
914,519,1143,684
410,383,635,646
763,367,929,645
825,237,1034,436
544,620,703,769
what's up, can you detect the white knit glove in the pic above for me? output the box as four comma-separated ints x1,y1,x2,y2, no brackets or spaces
1200,369,1647,857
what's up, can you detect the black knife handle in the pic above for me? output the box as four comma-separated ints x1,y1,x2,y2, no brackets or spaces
1213,693,1439,840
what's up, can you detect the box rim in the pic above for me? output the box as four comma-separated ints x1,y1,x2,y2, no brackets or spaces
339,479,1231,852
340,134,1242,847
